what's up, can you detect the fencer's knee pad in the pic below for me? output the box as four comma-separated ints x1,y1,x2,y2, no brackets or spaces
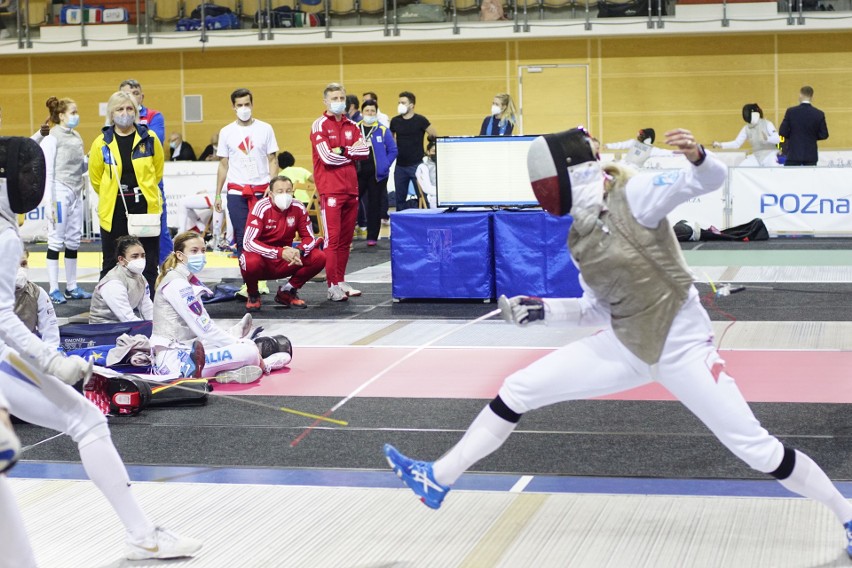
769,445,796,480
254,335,292,359
64,248,78,259
46,248,60,260
489,395,523,424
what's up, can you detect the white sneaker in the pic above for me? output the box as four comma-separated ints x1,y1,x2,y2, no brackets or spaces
327,284,348,302
126,527,202,560
229,313,253,338
214,365,262,384
339,282,361,297
263,352,292,374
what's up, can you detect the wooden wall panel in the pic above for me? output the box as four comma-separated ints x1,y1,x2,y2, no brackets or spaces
0,58,32,134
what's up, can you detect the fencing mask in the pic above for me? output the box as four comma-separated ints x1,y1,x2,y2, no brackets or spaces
0,136,47,215
254,334,293,359
742,104,762,124
527,127,600,217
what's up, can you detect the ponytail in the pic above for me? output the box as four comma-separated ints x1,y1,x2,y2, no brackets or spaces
155,252,180,289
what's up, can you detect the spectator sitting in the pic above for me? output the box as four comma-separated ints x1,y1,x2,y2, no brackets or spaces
14,247,59,349
89,235,154,324
241,176,326,312
198,133,220,161
277,151,314,204
415,140,437,209
168,132,197,161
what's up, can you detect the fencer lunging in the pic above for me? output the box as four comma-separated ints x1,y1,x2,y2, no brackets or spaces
384,127,852,557
0,136,202,562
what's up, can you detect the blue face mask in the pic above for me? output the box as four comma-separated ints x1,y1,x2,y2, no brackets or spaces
184,253,206,274
329,101,346,115
66,114,80,129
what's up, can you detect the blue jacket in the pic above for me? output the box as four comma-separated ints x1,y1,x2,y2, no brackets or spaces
359,122,398,181
779,102,828,164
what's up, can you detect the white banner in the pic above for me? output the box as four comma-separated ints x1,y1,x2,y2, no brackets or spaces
730,167,852,237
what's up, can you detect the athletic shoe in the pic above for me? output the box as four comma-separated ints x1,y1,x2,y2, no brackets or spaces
65,287,92,300
263,352,292,374
0,414,21,474
236,283,248,298
214,365,262,384
383,444,449,510
355,227,367,239
258,281,270,295
48,289,67,305
126,527,203,560
245,293,261,312
844,519,852,559
339,282,361,297
274,288,307,309
179,340,206,379
327,284,348,302
367,240,378,247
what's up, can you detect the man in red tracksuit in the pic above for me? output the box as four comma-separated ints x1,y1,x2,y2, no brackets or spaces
310,82,370,302
240,176,325,312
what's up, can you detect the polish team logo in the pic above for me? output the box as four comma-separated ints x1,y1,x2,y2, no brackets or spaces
287,216,295,227
327,196,337,207
344,131,352,141
238,136,254,155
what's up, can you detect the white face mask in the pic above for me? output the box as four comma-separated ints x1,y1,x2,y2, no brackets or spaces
362,114,378,126
750,112,760,126
329,101,346,115
15,268,27,290
397,103,409,115
125,258,146,275
236,107,252,122
491,104,502,116
273,193,293,210
568,161,605,215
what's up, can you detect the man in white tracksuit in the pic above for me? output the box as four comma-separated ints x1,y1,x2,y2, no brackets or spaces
384,127,852,558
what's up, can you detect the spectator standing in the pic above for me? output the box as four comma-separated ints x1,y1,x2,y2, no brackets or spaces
346,94,362,123
311,82,369,302
168,132,197,161
357,99,398,246
89,90,164,295
362,91,390,126
779,85,828,166
479,93,516,136
390,91,438,211
118,79,172,262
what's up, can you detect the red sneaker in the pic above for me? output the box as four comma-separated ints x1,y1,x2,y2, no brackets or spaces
274,288,307,309
245,293,261,312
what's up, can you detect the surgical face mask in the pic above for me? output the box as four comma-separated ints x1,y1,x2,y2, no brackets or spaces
183,253,206,274
397,103,409,115
113,113,134,129
362,114,378,125
125,258,146,275
491,104,502,116
236,106,252,122
169,141,177,149
568,161,605,215
273,193,293,210
429,154,437,163
15,268,27,289
750,112,760,126
65,114,80,129
329,101,346,115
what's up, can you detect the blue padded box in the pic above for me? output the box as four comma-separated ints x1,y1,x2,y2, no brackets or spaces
391,209,494,300
493,210,582,299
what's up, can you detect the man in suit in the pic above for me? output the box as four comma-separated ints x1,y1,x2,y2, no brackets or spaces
168,132,197,161
779,86,828,166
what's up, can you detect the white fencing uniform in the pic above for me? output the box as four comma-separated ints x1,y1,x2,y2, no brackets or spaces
151,263,260,377
178,192,233,247
14,281,60,349
717,119,781,167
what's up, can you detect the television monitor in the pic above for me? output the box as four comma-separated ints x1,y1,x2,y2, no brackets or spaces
435,136,540,208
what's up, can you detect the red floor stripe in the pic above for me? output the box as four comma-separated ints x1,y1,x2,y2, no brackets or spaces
211,347,852,404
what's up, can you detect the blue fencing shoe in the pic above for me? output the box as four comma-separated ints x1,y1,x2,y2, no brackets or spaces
65,287,93,300
48,289,67,304
844,519,852,559
178,340,206,379
383,444,449,510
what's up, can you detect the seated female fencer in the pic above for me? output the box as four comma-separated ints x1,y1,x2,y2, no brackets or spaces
177,191,233,251
151,231,292,384
89,235,154,324
14,247,59,349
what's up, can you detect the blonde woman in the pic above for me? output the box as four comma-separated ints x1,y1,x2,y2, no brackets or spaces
88,90,164,294
479,93,516,136
39,96,91,304
151,231,291,383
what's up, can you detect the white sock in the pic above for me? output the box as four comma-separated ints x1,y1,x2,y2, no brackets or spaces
432,405,517,486
0,476,37,567
65,257,78,291
777,449,852,525
282,282,294,292
79,435,155,540
46,257,60,292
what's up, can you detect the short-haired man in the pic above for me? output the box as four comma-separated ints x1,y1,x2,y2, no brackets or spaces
119,78,172,261
214,88,279,263
390,91,438,211
311,82,369,302
240,176,325,311
779,85,829,167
